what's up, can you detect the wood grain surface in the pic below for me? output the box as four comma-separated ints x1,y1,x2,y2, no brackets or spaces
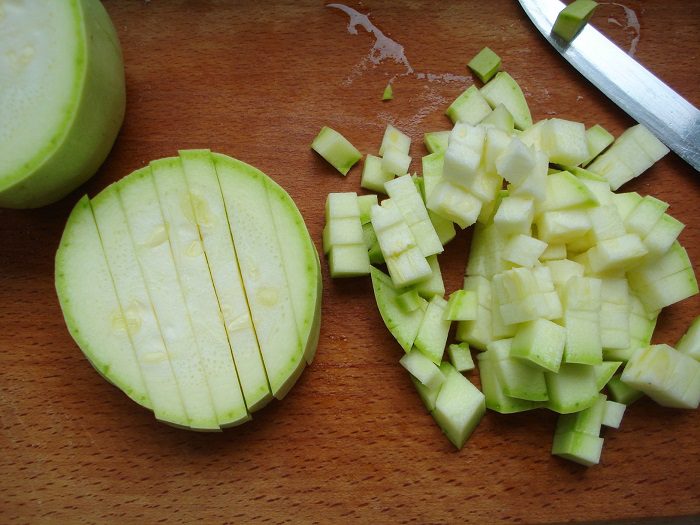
1,1,699,523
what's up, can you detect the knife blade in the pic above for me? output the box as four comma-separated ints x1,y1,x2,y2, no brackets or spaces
518,0,700,171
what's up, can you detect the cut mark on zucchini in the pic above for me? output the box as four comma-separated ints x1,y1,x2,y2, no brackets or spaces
90,184,189,426
151,157,249,427
117,168,219,430
196,153,274,409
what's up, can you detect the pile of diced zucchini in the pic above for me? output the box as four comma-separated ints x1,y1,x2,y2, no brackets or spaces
311,48,699,465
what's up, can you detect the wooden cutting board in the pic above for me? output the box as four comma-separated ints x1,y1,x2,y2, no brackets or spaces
1,1,699,523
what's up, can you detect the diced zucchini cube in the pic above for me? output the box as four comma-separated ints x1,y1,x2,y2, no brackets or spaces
424,131,451,155
463,274,492,309
545,259,585,290
414,296,451,364
432,362,486,449
519,119,545,150
462,168,502,205
498,300,539,326
448,342,475,372
623,124,669,162
444,290,478,321
494,267,539,302
612,129,658,178
491,341,548,401
329,244,370,277
482,127,512,173
502,234,548,267
643,213,684,260
588,204,626,242
621,344,700,409
539,242,567,261
357,194,379,225
582,123,614,166
379,124,411,156
509,150,548,202
564,311,603,366
456,303,493,351
411,376,441,412
311,126,362,175
600,276,629,305
370,200,402,233
546,363,599,414
480,72,533,130
467,221,511,278
326,216,364,246
536,209,591,244
586,233,648,273
539,170,598,214
552,431,604,467
493,195,535,236
456,276,494,350
422,152,445,199
602,400,626,428
426,179,482,229
480,103,514,134
445,85,492,125
468,46,502,83
397,288,423,313
477,352,543,414
429,210,456,246
381,146,411,176
624,195,669,237
575,170,615,203
627,241,691,286
443,124,486,187
412,254,445,299
566,231,596,256
630,268,698,313
490,283,518,339
552,0,598,42
599,302,630,350
511,318,566,373
400,348,446,390
587,150,633,191
385,175,443,257
385,246,432,288
562,276,601,312
326,191,360,220
588,124,667,189
555,394,606,436
374,221,415,259
361,154,394,194
540,118,589,166
495,137,535,185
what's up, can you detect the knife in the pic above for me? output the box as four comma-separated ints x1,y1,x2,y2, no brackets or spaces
518,0,700,171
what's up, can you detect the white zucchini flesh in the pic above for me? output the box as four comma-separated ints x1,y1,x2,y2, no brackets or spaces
0,0,125,208
55,196,151,410
179,150,272,412
151,158,249,427
118,168,220,431
91,184,189,427
56,152,320,429
213,154,307,400
264,176,323,366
